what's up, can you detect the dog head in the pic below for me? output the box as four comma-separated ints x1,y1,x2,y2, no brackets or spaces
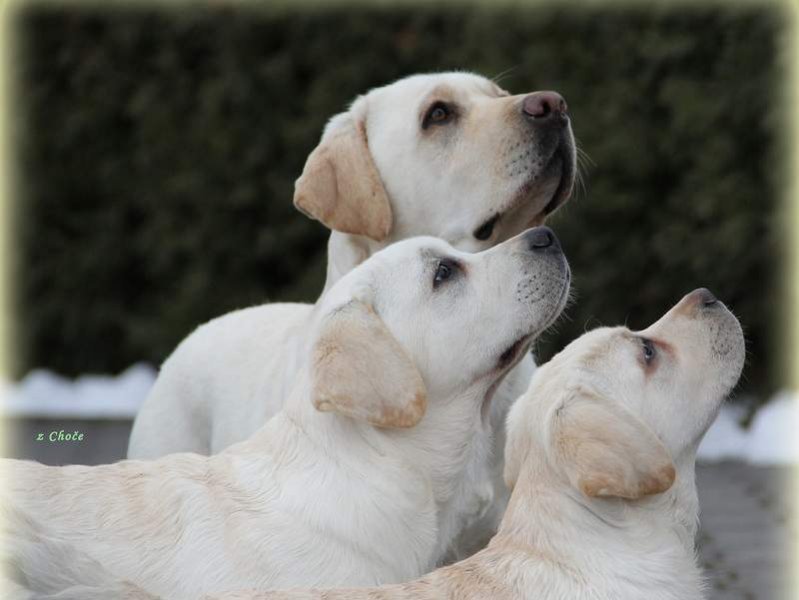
308,227,570,429
505,289,745,502
294,72,575,250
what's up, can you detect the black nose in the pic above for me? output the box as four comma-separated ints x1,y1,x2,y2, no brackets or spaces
524,226,561,253
522,91,568,122
695,288,718,307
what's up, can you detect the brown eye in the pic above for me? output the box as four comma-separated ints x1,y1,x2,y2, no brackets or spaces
641,338,657,364
422,102,455,129
435,262,451,283
433,258,459,288
430,106,448,121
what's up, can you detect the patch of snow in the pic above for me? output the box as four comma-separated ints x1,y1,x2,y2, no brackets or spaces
696,402,750,462
0,364,796,465
745,392,798,465
0,364,156,419
697,391,798,465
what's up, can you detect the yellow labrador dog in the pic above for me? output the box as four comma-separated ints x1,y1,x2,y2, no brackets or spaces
2,230,570,599
205,289,745,600
128,72,576,560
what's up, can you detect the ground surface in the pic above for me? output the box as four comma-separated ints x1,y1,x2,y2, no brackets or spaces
696,463,793,600
3,418,794,599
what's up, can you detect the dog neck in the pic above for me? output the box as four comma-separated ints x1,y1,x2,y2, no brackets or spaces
487,452,703,599
232,374,490,576
241,367,487,503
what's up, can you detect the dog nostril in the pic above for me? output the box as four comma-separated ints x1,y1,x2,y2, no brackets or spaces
696,288,718,307
522,91,568,119
531,230,553,249
525,226,560,252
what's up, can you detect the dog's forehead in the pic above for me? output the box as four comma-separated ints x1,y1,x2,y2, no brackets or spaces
371,72,501,105
558,326,630,366
374,236,458,264
538,328,630,387
322,237,452,305
526,327,634,411
317,237,463,326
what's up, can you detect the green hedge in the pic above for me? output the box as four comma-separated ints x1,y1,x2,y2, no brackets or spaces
13,3,786,402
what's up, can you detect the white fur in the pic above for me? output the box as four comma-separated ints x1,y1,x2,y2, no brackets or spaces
2,233,569,599
128,71,575,561
202,289,745,600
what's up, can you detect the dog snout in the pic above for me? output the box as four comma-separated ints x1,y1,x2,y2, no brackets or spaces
523,226,561,254
522,91,568,125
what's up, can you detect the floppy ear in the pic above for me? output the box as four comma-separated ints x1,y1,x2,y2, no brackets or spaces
311,301,427,428
553,390,676,499
294,106,393,242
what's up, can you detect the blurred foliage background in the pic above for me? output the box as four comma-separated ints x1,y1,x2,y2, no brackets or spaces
11,3,786,405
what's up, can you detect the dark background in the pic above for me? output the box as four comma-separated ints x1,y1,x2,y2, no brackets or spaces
11,3,787,408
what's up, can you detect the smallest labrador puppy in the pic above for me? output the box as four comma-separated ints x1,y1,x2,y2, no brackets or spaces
209,288,745,600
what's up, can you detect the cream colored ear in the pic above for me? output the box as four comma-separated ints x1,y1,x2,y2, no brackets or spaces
311,301,427,428
553,390,676,499
294,108,392,242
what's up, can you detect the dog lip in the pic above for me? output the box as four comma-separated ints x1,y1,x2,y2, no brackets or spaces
540,142,575,217
477,332,534,387
478,269,569,423
541,155,566,216
479,333,534,424
479,136,575,238
497,333,534,371
494,264,570,371
473,213,501,241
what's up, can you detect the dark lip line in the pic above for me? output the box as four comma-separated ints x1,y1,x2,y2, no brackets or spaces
498,333,534,370
473,137,576,238
553,269,571,317
491,267,571,376
542,144,575,216
479,333,534,424
477,265,571,423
